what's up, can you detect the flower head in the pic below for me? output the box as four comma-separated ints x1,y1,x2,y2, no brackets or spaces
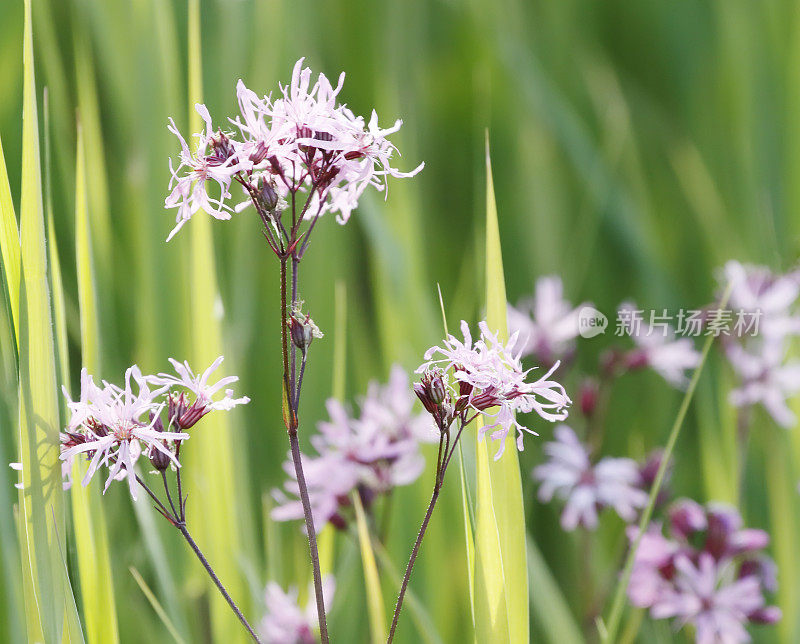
627,500,780,642
533,425,648,530
60,359,248,499
259,575,335,644
165,58,423,240
150,356,250,428
416,320,571,458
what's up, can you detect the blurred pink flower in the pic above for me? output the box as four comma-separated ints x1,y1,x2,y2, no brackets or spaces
626,500,780,642
507,276,589,363
533,425,648,530
272,366,435,531
618,301,701,388
722,260,800,341
726,340,800,428
417,320,571,458
259,575,335,643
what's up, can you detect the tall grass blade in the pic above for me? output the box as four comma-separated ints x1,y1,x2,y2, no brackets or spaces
526,536,582,644
70,119,120,644
352,492,387,643
0,132,19,336
17,0,71,638
130,567,188,644
183,2,250,640
472,136,528,642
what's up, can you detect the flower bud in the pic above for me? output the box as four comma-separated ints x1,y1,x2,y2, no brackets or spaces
150,445,171,471
288,310,324,353
579,379,599,418
259,178,279,212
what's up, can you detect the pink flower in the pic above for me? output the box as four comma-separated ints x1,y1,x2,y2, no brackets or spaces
259,575,335,643
150,356,250,428
533,425,648,530
165,104,247,241
626,500,780,641
726,340,800,428
651,554,767,644
60,366,188,499
722,260,800,341
618,302,701,388
417,320,571,458
507,276,589,363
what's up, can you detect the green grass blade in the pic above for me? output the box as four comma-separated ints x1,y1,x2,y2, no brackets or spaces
70,119,120,644
352,492,387,643
526,536,582,644
17,0,70,638
472,136,528,642
130,567,188,644
182,2,250,640
0,131,19,337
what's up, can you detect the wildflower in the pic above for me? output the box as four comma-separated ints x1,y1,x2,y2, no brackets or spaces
166,59,423,240
272,366,435,531
150,356,250,429
725,340,800,428
60,366,187,499
416,320,571,458
618,302,701,388
259,575,335,644
533,425,648,530
722,260,800,341
507,276,589,363
165,104,247,241
60,359,248,499
627,499,780,642
288,303,324,354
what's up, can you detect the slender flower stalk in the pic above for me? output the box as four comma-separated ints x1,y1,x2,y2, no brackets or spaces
60,360,258,642
387,321,570,642
165,58,423,640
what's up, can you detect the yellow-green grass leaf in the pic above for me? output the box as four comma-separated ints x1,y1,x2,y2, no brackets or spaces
17,0,72,638
70,119,120,644
182,2,250,640
473,135,528,642
130,567,188,644
0,131,19,338
73,36,113,291
352,492,387,643
526,536,582,644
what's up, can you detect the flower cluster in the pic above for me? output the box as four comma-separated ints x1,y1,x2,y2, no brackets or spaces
720,261,800,427
628,500,780,643
532,425,656,530
272,366,437,531
507,275,590,365
165,58,423,241
415,320,571,458
259,575,335,644
59,357,248,499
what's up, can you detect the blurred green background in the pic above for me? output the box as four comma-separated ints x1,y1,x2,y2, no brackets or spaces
1,0,798,642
